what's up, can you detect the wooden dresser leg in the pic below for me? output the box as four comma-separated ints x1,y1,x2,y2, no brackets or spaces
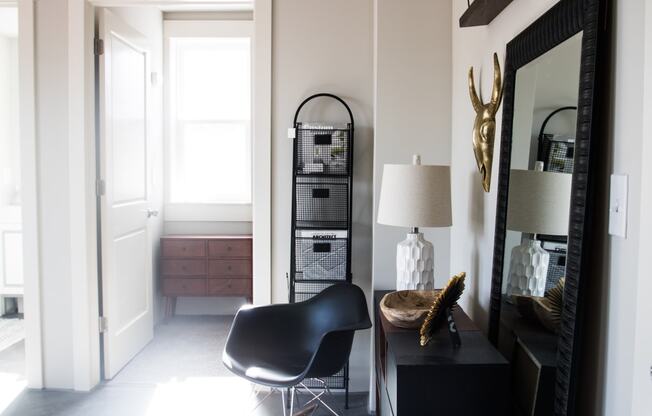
164,296,176,321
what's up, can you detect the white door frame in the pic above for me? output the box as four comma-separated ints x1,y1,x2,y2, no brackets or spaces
67,0,272,389
0,0,45,390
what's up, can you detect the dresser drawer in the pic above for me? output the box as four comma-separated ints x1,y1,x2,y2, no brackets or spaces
162,259,206,276
162,239,206,258
163,278,206,296
208,260,252,277
208,239,252,258
207,278,251,296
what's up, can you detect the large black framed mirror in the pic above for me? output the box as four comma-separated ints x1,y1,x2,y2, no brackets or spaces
488,0,608,415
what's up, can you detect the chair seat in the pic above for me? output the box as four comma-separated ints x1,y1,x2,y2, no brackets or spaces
223,348,314,387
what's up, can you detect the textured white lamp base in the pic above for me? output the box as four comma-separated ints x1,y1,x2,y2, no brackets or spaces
506,239,549,297
396,233,434,290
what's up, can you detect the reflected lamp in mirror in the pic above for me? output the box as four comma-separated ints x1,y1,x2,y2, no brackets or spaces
505,166,572,298
377,155,452,290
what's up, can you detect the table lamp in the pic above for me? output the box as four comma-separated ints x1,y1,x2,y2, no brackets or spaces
505,166,572,297
377,155,452,290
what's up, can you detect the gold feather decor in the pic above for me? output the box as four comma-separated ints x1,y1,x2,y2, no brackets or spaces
419,272,466,347
530,277,565,333
545,277,565,331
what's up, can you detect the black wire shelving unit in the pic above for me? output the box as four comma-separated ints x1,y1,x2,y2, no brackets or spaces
289,93,354,408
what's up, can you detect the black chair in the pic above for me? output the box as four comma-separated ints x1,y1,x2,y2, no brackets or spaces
222,283,371,415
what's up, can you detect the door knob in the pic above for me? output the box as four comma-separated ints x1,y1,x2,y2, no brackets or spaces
143,209,159,218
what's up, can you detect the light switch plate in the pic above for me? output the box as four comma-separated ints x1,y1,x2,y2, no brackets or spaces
609,174,628,238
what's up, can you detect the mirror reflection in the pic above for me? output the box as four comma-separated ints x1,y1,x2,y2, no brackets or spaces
502,32,582,332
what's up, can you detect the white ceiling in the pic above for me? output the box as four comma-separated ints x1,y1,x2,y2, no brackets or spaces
0,7,18,38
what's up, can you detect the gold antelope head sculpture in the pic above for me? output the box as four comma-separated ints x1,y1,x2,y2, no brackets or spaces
468,53,503,193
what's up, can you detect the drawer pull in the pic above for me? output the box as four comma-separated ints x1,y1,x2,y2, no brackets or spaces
227,246,232,251
227,266,232,271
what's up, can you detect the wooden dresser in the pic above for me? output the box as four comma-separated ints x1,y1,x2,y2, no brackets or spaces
160,235,252,316
374,291,509,415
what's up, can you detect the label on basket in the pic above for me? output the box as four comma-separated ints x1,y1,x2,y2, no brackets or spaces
288,127,296,139
296,230,347,239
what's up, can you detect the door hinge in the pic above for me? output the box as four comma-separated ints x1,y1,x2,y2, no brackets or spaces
96,179,105,197
94,38,104,56
99,316,108,333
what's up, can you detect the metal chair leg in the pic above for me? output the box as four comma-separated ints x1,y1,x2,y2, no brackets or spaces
281,389,287,416
289,387,296,416
299,382,340,416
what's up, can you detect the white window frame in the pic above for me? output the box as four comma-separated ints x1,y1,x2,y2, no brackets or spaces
164,20,253,222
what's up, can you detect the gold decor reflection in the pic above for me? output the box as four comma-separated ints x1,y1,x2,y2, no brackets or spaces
468,53,503,192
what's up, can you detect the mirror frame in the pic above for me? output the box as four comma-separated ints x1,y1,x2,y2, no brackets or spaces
488,0,608,414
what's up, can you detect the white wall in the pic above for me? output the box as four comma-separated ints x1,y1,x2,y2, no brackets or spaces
594,1,647,414
631,2,652,412
372,0,452,291
271,0,374,391
35,0,76,388
450,0,650,415
450,0,559,333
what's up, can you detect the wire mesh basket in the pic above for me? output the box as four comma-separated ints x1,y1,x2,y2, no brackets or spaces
289,94,354,401
543,134,575,173
294,230,348,281
292,281,335,303
295,123,351,176
302,370,346,390
544,244,567,292
295,177,349,229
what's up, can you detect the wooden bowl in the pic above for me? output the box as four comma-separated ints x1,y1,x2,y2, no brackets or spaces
513,295,559,333
512,294,540,321
380,290,439,328
533,297,560,333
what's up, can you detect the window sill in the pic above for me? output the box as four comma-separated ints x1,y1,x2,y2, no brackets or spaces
164,203,252,222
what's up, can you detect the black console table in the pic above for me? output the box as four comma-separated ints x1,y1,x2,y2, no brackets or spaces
374,291,510,415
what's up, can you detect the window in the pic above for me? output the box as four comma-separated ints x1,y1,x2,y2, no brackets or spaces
166,22,252,211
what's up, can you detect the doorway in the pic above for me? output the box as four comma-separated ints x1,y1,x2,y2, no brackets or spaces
94,4,263,383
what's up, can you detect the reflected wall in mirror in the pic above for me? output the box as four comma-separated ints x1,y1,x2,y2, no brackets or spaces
489,1,607,415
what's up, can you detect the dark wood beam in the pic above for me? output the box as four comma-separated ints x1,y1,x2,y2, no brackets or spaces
459,0,514,27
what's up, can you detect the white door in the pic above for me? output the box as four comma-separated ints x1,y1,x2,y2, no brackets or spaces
97,9,154,379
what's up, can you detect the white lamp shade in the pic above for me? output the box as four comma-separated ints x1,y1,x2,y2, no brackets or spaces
377,164,452,228
507,169,572,235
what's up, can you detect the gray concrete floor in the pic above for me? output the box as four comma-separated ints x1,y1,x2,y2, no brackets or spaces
0,316,370,416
